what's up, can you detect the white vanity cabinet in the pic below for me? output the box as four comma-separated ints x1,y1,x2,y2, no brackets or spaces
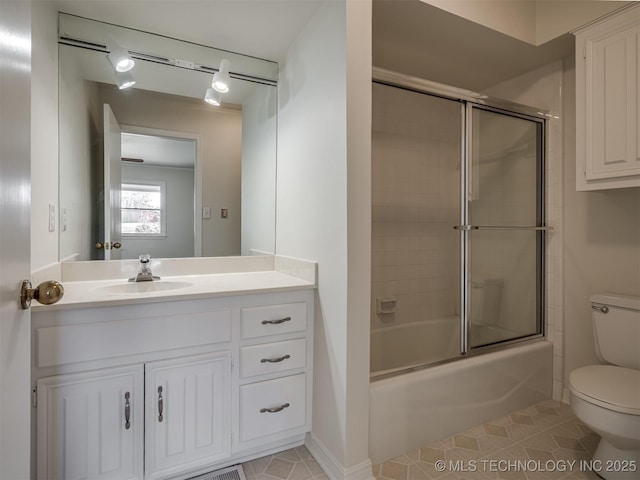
32,289,314,480
145,353,231,480
236,302,311,451
575,4,640,190
37,365,144,480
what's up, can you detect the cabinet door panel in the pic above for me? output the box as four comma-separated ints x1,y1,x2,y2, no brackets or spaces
37,365,144,480
585,20,640,180
145,352,231,480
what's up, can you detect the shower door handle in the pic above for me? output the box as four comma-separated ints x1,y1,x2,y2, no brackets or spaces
453,225,553,231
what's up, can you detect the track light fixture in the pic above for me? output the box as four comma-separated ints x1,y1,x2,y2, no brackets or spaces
115,70,136,90
211,59,231,93
204,87,222,106
107,42,135,72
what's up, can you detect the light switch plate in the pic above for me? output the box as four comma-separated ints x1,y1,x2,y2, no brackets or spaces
202,207,211,219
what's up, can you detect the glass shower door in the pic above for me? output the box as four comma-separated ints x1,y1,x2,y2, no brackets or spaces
370,83,463,375
464,106,545,349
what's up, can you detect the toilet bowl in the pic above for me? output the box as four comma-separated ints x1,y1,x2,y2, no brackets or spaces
568,294,640,480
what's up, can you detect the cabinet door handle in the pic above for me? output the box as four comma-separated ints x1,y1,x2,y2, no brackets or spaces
157,386,164,422
260,403,290,413
261,316,291,325
260,354,291,363
124,392,131,430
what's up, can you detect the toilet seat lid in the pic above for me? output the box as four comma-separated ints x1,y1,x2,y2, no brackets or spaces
569,365,640,415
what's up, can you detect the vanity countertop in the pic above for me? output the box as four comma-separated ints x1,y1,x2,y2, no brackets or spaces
32,270,316,312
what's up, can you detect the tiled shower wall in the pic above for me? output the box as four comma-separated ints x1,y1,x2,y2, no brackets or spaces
371,84,461,333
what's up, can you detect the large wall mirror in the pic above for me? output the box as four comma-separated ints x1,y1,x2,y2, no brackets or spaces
58,13,278,261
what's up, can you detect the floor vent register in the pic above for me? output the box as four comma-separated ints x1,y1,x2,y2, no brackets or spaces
189,465,247,480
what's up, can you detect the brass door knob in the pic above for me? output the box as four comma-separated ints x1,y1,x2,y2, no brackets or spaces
96,242,105,249
20,280,64,309
112,242,122,249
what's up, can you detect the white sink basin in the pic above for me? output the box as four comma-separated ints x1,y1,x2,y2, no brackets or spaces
96,281,194,295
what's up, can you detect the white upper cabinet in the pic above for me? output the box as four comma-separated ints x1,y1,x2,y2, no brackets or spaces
575,4,640,190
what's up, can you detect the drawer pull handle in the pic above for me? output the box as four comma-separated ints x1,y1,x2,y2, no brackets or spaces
157,386,164,422
124,392,131,430
260,403,290,414
261,316,291,325
261,354,291,363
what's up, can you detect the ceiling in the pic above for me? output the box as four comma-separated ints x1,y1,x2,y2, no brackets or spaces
373,0,575,92
53,0,324,62
54,0,577,95
121,133,196,169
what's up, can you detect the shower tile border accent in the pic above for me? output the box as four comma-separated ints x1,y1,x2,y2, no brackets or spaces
373,400,601,480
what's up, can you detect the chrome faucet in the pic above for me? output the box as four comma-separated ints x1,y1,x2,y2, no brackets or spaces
129,254,160,282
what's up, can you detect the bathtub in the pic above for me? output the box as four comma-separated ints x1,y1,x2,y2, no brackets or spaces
370,317,528,376
371,317,461,376
369,334,552,464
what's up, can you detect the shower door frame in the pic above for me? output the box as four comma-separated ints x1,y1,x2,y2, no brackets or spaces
460,103,548,356
372,67,550,369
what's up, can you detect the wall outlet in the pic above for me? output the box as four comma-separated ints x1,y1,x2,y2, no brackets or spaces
48,204,55,232
221,208,228,219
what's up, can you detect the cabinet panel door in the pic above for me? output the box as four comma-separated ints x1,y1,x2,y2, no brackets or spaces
37,365,144,480
145,352,231,480
586,21,640,180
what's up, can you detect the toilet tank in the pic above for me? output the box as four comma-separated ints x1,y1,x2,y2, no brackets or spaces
591,293,640,369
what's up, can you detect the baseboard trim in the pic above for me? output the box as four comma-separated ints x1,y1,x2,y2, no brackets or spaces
305,433,375,480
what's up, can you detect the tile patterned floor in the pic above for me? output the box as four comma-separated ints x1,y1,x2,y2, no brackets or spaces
372,400,602,480
242,445,329,480
239,401,604,480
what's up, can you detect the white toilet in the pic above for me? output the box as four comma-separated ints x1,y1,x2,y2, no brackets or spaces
569,294,640,480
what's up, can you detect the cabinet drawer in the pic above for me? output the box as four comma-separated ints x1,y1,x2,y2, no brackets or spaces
240,302,307,339
239,374,306,442
240,338,306,378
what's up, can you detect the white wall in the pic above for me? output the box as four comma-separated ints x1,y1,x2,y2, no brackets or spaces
277,0,373,476
425,0,537,45
535,1,631,45
58,51,99,262
31,1,59,270
120,163,195,259
241,84,277,255
424,0,629,46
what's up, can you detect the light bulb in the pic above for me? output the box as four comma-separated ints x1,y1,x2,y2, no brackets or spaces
204,87,222,106
115,70,136,90
211,59,230,93
108,45,135,72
